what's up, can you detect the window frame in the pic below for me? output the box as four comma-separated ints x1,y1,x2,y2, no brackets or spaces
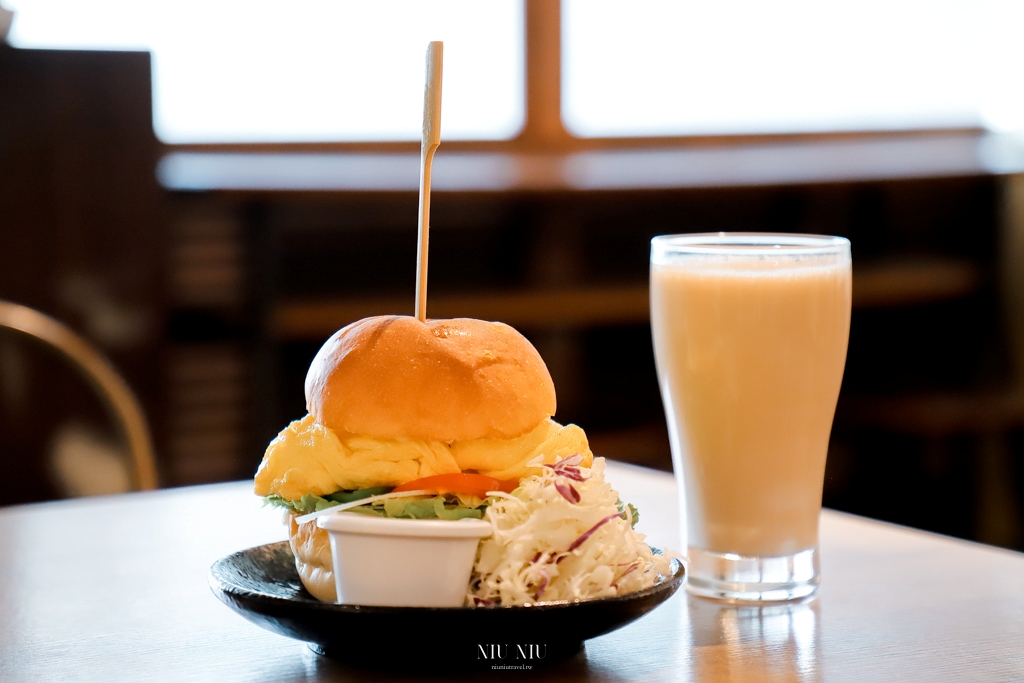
166,0,982,156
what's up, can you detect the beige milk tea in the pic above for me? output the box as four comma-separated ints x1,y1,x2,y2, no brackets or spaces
651,254,851,557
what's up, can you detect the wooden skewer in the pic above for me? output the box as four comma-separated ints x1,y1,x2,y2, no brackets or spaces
415,41,443,322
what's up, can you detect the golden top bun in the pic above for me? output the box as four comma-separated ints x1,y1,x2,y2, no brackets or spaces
305,316,556,443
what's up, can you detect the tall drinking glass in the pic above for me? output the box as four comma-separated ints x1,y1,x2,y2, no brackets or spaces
650,233,851,602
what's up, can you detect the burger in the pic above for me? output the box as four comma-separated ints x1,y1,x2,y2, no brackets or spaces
254,315,669,604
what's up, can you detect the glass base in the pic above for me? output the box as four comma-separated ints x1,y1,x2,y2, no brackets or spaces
686,547,819,603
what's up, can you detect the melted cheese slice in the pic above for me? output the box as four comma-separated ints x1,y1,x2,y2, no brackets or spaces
254,414,594,501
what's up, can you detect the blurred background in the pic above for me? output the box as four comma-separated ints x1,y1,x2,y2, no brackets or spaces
3,0,1024,551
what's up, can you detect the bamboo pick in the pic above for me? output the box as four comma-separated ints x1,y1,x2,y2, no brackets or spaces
415,41,443,322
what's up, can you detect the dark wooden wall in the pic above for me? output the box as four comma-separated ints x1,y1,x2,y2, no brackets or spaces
0,47,165,502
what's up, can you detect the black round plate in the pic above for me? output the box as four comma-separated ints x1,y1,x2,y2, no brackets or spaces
209,541,684,670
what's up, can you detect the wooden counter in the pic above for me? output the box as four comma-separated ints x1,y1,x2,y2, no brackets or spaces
1,461,1022,681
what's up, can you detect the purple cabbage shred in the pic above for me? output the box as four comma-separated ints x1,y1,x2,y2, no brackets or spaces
555,480,581,503
534,567,550,600
567,512,623,553
548,454,587,482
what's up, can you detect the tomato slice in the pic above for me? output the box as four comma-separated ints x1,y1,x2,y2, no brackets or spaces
392,473,519,497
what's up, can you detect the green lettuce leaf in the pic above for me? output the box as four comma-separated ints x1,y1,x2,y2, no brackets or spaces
264,489,485,520
261,492,337,514
325,486,393,503
262,485,395,515
358,495,484,520
616,498,640,529
262,494,294,510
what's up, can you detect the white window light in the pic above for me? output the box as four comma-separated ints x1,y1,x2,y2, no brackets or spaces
563,0,1024,137
6,0,525,144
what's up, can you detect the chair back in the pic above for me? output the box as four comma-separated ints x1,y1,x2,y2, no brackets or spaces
0,301,158,491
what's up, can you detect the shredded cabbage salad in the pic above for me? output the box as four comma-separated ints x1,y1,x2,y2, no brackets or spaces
468,455,671,606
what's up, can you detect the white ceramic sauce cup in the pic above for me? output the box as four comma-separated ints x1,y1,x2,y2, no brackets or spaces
317,512,492,607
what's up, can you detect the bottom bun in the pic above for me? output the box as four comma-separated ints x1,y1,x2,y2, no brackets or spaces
287,512,336,603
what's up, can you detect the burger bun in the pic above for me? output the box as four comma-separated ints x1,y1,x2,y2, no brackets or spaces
304,316,556,443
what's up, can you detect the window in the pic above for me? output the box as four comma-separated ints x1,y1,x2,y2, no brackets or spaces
562,0,1024,137
10,0,1024,146
7,0,525,143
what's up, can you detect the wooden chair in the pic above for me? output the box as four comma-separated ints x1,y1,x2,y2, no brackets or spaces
0,300,157,493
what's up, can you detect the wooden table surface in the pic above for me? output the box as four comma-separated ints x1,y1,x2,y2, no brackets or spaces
2,461,1023,682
